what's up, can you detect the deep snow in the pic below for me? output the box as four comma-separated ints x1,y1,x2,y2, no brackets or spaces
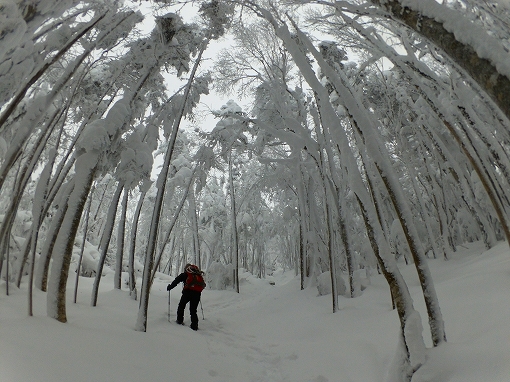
1,241,509,382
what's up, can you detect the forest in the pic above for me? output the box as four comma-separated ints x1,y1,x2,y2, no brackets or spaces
1,1,510,381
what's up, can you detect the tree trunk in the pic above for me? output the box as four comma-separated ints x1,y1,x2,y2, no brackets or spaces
325,191,338,312
74,185,94,303
28,148,54,315
35,181,74,291
355,194,425,380
127,186,149,300
150,166,196,286
296,163,308,290
369,0,510,123
313,101,356,298
228,150,240,293
47,153,96,322
188,191,201,268
114,188,128,290
91,183,124,306
375,160,447,345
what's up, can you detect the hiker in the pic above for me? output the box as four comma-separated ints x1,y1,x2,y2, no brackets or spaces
167,264,206,330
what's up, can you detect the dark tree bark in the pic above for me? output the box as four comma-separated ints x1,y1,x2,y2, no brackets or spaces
91,183,124,306
370,0,510,122
74,185,94,303
127,186,149,300
35,182,73,291
47,154,96,322
228,150,240,293
114,188,128,290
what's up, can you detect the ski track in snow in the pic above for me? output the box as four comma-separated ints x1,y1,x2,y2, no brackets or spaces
185,283,293,382
200,319,287,382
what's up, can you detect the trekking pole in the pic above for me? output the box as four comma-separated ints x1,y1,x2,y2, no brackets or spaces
199,300,205,320
168,290,171,322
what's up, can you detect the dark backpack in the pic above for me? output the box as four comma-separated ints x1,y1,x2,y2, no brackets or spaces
184,265,206,292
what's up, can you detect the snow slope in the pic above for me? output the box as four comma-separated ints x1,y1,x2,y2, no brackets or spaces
1,241,509,382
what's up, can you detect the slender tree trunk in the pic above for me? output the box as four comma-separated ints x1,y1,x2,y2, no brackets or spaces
114,188,128,290
228,150,240,293
374,159,446,345
74,185,94,303
28,148,54,315
176,244,183,277
91,182,124,306
296,163,308,290
324,191,338,312
188,191,201,268
3,238,9,295
128,185,149,300
354,194,425,380
150,166,197,285
47,153,96,322
16,114,67,287
312,102,356,298
431,172,454,260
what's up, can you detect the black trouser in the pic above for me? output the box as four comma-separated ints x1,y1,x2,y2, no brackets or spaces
176,289,201,328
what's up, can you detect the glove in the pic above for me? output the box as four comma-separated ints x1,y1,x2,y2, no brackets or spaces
167,284,172,291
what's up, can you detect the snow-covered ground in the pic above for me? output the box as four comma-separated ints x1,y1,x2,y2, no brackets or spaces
1,241,509,382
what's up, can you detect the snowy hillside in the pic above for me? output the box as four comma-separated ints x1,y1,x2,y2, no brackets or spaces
1,241,509,382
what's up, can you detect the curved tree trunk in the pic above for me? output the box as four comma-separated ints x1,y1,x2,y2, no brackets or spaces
0,109,60,276
150,166,197,286
91,182,124,306
369,0,510,123
74,184,94,303
355,193,424,380
47,153,96,322
35,181,74,291
312,101,356,298
28,145,54,315
0,41,96,195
